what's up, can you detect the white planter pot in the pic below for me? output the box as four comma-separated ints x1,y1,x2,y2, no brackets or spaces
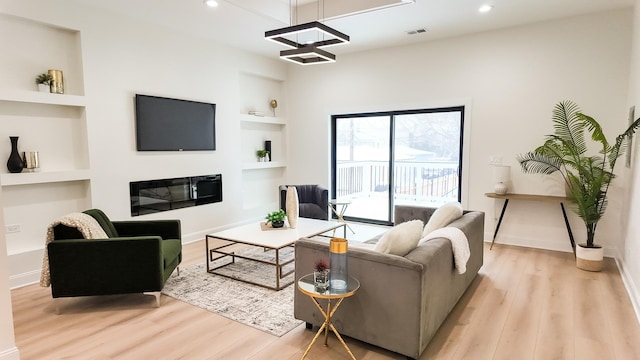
575,243,604,272
38,84,50,93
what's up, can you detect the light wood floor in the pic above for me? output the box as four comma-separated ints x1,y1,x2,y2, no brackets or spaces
11,241,640,359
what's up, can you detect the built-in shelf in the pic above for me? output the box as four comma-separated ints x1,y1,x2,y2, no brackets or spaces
0,169,92,186
239,114,286,125
0,89,86,107
242,161,286,170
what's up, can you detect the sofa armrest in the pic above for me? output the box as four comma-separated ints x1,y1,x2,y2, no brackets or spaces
113,220,181,240
47,237,164,297
314,185,329,211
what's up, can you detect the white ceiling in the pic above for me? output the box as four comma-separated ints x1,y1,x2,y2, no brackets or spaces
73,0,634,59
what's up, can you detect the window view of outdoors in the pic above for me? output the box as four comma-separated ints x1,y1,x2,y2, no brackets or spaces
333,108,463,223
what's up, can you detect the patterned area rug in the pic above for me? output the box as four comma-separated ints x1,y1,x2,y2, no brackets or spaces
161,247,301,337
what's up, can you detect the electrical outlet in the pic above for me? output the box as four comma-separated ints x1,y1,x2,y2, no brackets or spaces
6,224,21,233
489,155,503,165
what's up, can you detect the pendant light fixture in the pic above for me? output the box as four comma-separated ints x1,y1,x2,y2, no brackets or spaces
265,0,349,65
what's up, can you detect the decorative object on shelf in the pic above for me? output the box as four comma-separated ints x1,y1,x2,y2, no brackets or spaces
6,136,25,173
285,186,299,229
48,69,64,94
266,209,286,228
35,73,53,93
517,100,640,271
493,165,511,195
248,110,265,117
329,238,348,291
313,258,330,292
256,149,269,162
23,151,40,172
265,140,272,161
270,99,278,116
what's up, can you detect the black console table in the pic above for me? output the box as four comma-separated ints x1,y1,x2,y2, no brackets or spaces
484,193,576,254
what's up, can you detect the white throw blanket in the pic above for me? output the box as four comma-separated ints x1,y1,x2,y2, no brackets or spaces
420,226,470,274
40,212,109,287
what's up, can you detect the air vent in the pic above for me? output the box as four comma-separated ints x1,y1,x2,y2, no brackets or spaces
407,28,428,35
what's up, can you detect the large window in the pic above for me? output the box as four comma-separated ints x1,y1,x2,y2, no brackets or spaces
331,107,464,225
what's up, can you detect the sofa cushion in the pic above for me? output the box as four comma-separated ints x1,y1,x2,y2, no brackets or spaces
422,202,463,238
374,219,424,256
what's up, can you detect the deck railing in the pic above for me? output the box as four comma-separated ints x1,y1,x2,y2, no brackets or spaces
336,161,459,202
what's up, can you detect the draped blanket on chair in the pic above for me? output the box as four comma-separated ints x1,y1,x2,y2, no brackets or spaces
40,212,108,287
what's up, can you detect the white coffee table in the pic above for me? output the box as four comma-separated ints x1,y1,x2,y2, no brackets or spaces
206,218,347,290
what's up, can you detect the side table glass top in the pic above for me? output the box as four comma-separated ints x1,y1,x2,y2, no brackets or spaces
298,273,360,298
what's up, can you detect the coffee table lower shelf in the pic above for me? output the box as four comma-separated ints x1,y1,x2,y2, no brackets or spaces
205,236,295,291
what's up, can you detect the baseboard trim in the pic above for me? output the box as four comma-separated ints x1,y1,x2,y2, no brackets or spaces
9,269,40,289
614,252,640,325
0,347,20,360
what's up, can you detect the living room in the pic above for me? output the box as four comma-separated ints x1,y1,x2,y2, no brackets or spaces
1,0,640,358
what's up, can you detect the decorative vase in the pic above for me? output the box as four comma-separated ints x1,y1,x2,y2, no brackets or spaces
271,220,284,228
329,238,348,291
576,243,604,272
48,69,64,94
286,186,299,229
313,270,329,292
494,182,508,195
265,140,272,162
37,84,50,93
6,136,24,173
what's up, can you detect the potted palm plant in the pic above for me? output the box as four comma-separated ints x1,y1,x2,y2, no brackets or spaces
518,100,640,271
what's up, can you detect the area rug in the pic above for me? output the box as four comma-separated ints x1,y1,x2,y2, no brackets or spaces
161,247,301,337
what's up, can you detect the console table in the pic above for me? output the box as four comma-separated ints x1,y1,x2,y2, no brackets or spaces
484,193,576,253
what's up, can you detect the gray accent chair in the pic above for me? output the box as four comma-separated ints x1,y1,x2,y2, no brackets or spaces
293,204,484,359
279,184,329,220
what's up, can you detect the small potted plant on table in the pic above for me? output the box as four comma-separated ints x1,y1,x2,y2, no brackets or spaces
266,209,286,228
313,258,330,291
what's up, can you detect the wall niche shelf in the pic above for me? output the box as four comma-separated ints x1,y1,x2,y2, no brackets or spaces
239,114,286,125
242,161,286,170
0,90,85,107
0,170,92,187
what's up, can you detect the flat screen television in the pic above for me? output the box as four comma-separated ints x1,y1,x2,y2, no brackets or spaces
135,94,216,151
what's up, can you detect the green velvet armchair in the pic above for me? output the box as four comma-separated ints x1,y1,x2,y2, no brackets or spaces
47,209,182,306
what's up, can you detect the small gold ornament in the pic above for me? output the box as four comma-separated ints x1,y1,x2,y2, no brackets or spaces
270,99,278,116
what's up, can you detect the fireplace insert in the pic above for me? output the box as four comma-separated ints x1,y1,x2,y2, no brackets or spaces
130,174,222,216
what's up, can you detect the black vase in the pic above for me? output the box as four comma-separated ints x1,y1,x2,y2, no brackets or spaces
7,136,24,173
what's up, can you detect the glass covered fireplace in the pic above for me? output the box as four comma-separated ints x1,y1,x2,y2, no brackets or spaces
129,174,222,216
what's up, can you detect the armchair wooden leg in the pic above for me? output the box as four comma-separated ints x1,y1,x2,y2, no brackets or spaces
177,266,180,276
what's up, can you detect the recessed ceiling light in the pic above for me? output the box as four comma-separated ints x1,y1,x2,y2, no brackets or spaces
479,4,494,13
203,0,218,8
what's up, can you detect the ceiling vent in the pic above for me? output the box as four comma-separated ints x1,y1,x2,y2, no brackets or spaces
407,28,428,35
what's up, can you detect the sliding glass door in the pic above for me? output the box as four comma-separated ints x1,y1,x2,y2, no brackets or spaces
332,107,464,225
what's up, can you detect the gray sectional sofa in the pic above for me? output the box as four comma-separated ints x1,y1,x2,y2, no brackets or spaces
293,204,484,359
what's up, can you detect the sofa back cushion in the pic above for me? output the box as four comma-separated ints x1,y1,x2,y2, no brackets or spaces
83,209,119,238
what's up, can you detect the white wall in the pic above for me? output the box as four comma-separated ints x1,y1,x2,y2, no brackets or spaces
1,0,288,286
620,0,640,319
286,9,633,254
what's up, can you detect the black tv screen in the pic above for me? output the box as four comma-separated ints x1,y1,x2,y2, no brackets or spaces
135,94,216,151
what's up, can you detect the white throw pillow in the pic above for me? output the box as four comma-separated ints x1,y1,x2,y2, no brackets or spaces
422,202,463,238
374,219,424,256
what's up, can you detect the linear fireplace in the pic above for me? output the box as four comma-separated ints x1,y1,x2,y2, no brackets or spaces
130,174,222,216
